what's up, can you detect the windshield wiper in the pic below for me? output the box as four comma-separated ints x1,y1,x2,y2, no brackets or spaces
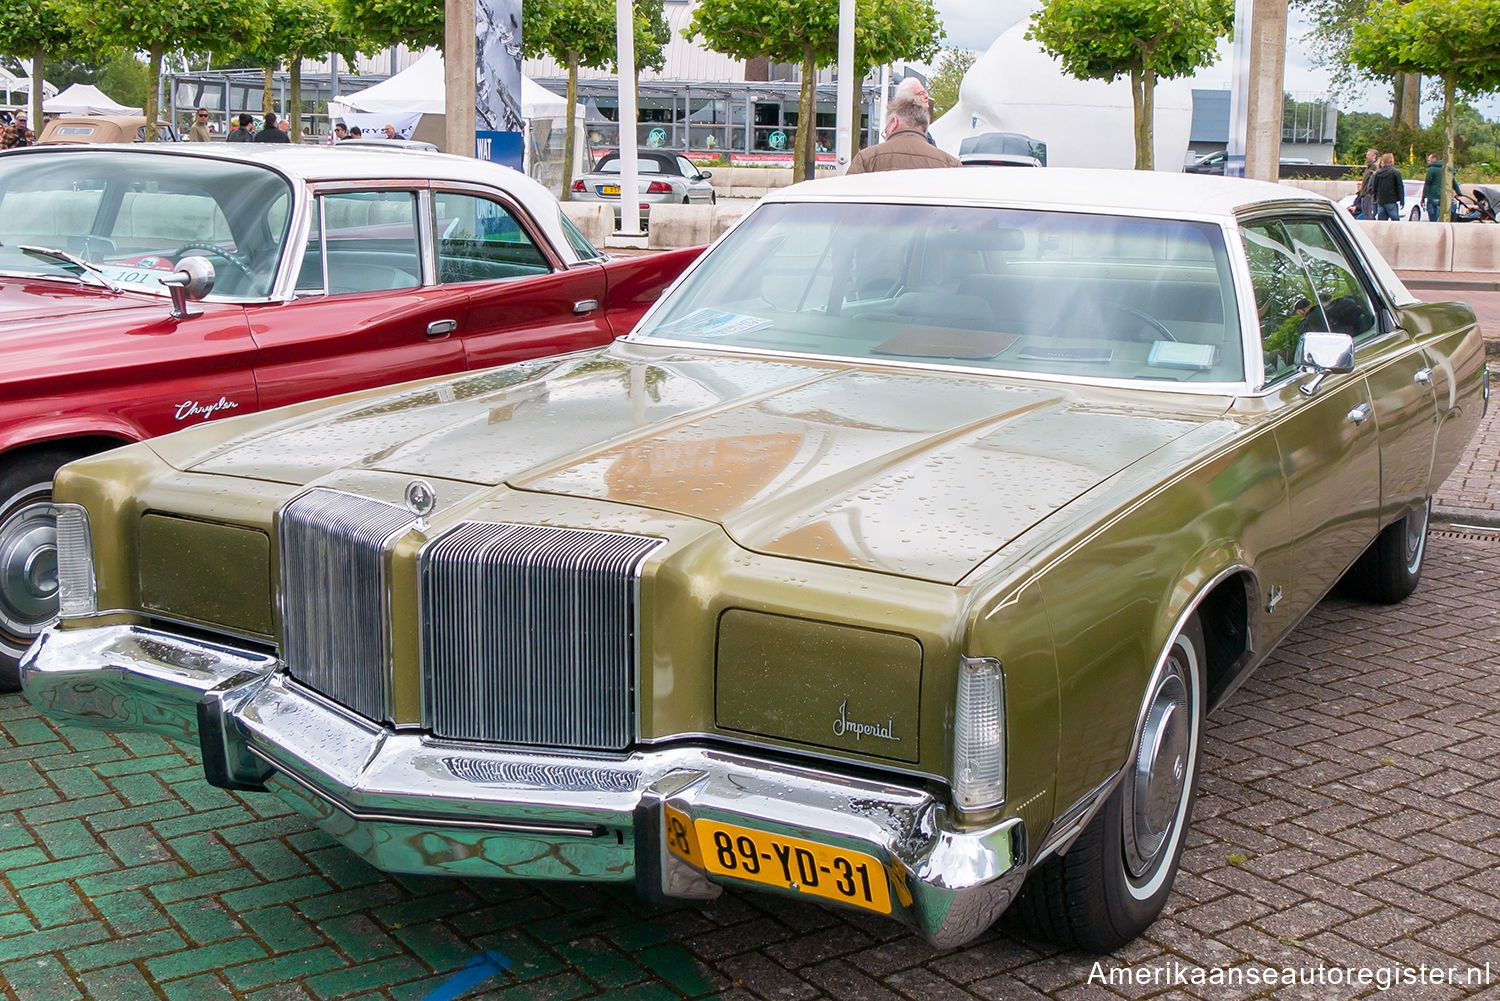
18,245,122,292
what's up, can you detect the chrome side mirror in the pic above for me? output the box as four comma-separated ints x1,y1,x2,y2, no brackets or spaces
161,256,216,319
1295,331,1355,396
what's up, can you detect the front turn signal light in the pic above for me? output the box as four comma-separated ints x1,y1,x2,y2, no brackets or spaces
953,656,1005,812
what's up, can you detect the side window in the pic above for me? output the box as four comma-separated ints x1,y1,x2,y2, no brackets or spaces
1279,220,1378,342
296,200,324,292
1241,220,1318,383
317,190,421,294
677,155,699,178
431,191,549,283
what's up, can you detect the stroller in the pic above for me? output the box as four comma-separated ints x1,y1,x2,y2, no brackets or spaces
1409,186,1499,222
1461,186,1500,222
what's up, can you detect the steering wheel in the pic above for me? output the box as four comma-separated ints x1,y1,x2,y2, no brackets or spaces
173,242,254,281
1105,304,1176,342
1053,302,1176,343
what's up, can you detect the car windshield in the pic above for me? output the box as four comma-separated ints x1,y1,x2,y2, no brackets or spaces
0,150,293,299
636,201,1245,385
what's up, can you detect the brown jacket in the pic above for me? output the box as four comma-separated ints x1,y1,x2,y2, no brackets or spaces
846,129,961,174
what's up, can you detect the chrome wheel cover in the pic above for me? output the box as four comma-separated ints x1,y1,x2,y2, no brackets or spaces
0,489,58,644
1122,633,1199,889
1403,501,1430,575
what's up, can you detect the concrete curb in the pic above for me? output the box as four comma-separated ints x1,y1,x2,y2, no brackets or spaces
1432,505,1500,530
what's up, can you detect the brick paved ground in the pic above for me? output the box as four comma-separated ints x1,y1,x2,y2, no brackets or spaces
1432,361,1499,520
1,529,1496,1000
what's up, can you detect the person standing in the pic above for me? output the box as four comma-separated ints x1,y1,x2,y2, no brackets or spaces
845,96,960,175
188,108,212,142
331,123,348,142
1357,148,1378,219
893,77,936,145
226,113,255,143
1370,153,1404,220
254,112,291,143
1423,152,1460,221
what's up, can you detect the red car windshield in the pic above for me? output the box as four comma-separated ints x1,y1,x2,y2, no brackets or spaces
0,150,293,299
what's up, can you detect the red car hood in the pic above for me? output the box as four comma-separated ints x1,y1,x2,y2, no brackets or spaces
0,277,163,324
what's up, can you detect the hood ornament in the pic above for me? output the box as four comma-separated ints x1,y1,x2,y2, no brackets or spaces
404,479,437,533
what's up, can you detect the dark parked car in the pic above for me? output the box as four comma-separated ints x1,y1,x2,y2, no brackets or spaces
958,131,1047,167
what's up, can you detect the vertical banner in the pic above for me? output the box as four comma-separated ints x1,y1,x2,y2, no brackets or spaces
476,0,524,169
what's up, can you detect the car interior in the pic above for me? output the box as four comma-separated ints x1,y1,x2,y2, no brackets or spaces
641,201,1247,385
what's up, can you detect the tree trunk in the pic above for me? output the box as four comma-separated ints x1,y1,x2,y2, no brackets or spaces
1390,72,1421,129
796,42,817,181
1129,68,1152,171
1139,67,1155,171
263,67,274,118
29,45,43,139
145,44,164,131
848,60,866,154
289,58,302,139
561,52,579,200
1440,74,1456,223
1399,72,1421,129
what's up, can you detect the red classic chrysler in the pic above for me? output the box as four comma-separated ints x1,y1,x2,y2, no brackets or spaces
0,144,701,684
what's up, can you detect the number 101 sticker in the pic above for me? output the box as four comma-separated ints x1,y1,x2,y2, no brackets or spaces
663,806,892,914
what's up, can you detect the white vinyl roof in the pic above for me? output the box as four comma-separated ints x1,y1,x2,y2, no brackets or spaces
770,166,1329,220
9,143,582,262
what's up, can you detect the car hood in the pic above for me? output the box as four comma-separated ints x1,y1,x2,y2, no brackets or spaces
177,348,1229,583
0,277,162,326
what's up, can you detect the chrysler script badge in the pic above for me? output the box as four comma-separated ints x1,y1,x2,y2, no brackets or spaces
404,479,437,532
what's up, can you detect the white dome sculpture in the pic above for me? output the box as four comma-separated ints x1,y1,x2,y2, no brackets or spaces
930,20,1196,171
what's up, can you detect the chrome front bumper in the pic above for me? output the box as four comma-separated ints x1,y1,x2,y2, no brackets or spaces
22,625,1025,947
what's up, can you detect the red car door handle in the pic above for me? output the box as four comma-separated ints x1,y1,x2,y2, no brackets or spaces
574,299,599,314
427,319,457,337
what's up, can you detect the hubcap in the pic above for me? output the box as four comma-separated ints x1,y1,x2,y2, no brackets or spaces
1403,502,1429,574
0,499,58,641
1125,665,1190,878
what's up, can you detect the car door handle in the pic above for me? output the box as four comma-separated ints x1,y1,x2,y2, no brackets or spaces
1413,367,1432,384
426,319,457,337
573,299,599,314
1347,403,1373,425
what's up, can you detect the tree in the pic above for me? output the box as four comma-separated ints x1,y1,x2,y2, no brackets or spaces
689,0,943,179
0,0,77,128
1350,0,1500,221
88,0,265,128
928,46,977,119
524,0,619,198
1293,0,1418,128
845,0,944,153
1027,0,1232,170
245,0,348,134
333,0,441,52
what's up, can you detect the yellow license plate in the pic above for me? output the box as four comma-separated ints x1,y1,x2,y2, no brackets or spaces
600,184,621,196
664,807,891,913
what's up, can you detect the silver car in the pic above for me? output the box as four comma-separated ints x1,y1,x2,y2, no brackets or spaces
570,150,717,207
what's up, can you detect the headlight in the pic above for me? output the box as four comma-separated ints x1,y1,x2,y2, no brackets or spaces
953,656,1005,811
54,504,96,618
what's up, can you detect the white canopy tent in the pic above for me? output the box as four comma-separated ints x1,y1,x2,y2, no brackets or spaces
327,51,584,192
0,64,56,106
43,83,141,116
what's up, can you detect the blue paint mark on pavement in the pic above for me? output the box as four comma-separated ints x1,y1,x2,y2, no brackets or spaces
419,951,512,1001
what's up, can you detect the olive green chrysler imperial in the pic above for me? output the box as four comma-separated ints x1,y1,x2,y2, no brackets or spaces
23,169,1488,950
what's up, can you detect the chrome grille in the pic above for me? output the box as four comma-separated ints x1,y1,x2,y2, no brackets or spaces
279,489,413,721
421,524,662,750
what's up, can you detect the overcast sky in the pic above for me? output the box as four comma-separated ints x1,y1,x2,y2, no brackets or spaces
932,0,1495,121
